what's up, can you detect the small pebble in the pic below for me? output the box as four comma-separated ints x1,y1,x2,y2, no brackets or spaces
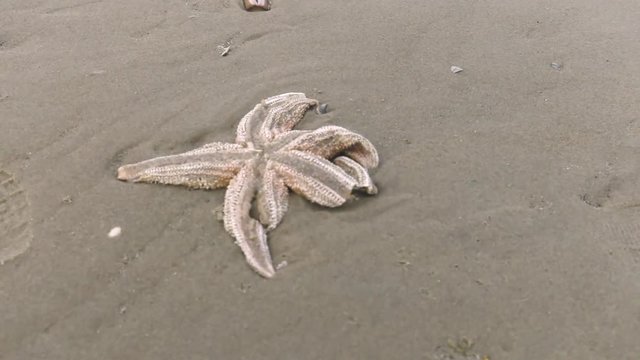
276,260,288,270
318,103,329,114
450,65,464,74
108,226,122,238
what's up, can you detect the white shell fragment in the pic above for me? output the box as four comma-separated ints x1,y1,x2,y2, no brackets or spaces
108,226,122,238
217,45,231,57
243,0,271,11
450,65,464,74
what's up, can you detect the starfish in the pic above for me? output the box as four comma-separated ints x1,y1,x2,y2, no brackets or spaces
117,93,379,278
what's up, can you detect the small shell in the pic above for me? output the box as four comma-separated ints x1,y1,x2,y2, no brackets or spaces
450,65,464,74
243,0,271,11
550,62,563,70
108,226,122,238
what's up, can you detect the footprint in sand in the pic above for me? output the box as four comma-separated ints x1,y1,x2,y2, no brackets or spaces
0,170,32,265
580,173,622,209
602,221,640,266
581,167,640,266
581,171,640,210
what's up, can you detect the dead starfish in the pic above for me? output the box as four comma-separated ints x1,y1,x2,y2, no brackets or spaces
117,93,379,277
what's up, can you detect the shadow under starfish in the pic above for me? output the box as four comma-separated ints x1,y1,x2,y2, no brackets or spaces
117,93,379,278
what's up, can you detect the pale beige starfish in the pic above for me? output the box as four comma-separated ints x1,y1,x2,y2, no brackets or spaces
117,93,378,277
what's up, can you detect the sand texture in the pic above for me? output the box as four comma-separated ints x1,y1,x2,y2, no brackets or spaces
1,0,640,359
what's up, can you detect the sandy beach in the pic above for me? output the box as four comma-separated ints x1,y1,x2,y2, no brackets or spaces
2,0,640,358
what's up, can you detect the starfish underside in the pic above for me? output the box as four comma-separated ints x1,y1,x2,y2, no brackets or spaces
117,93,379,277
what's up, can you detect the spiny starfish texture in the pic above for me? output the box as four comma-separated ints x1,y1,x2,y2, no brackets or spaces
117,93,379,277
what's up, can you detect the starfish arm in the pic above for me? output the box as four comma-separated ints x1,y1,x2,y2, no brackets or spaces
256,163,289,231
271,150,357,207
282,126,379,169
117,143,254,189
235,103,266,146
236,93,319,144
236,93,319,145
334,156,378,195
223,163,275,278
258,93,319,139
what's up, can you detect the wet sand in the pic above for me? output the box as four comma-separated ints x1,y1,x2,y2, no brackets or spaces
1,0,640,359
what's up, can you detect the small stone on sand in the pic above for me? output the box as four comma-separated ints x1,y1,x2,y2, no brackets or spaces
276,260,288,270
